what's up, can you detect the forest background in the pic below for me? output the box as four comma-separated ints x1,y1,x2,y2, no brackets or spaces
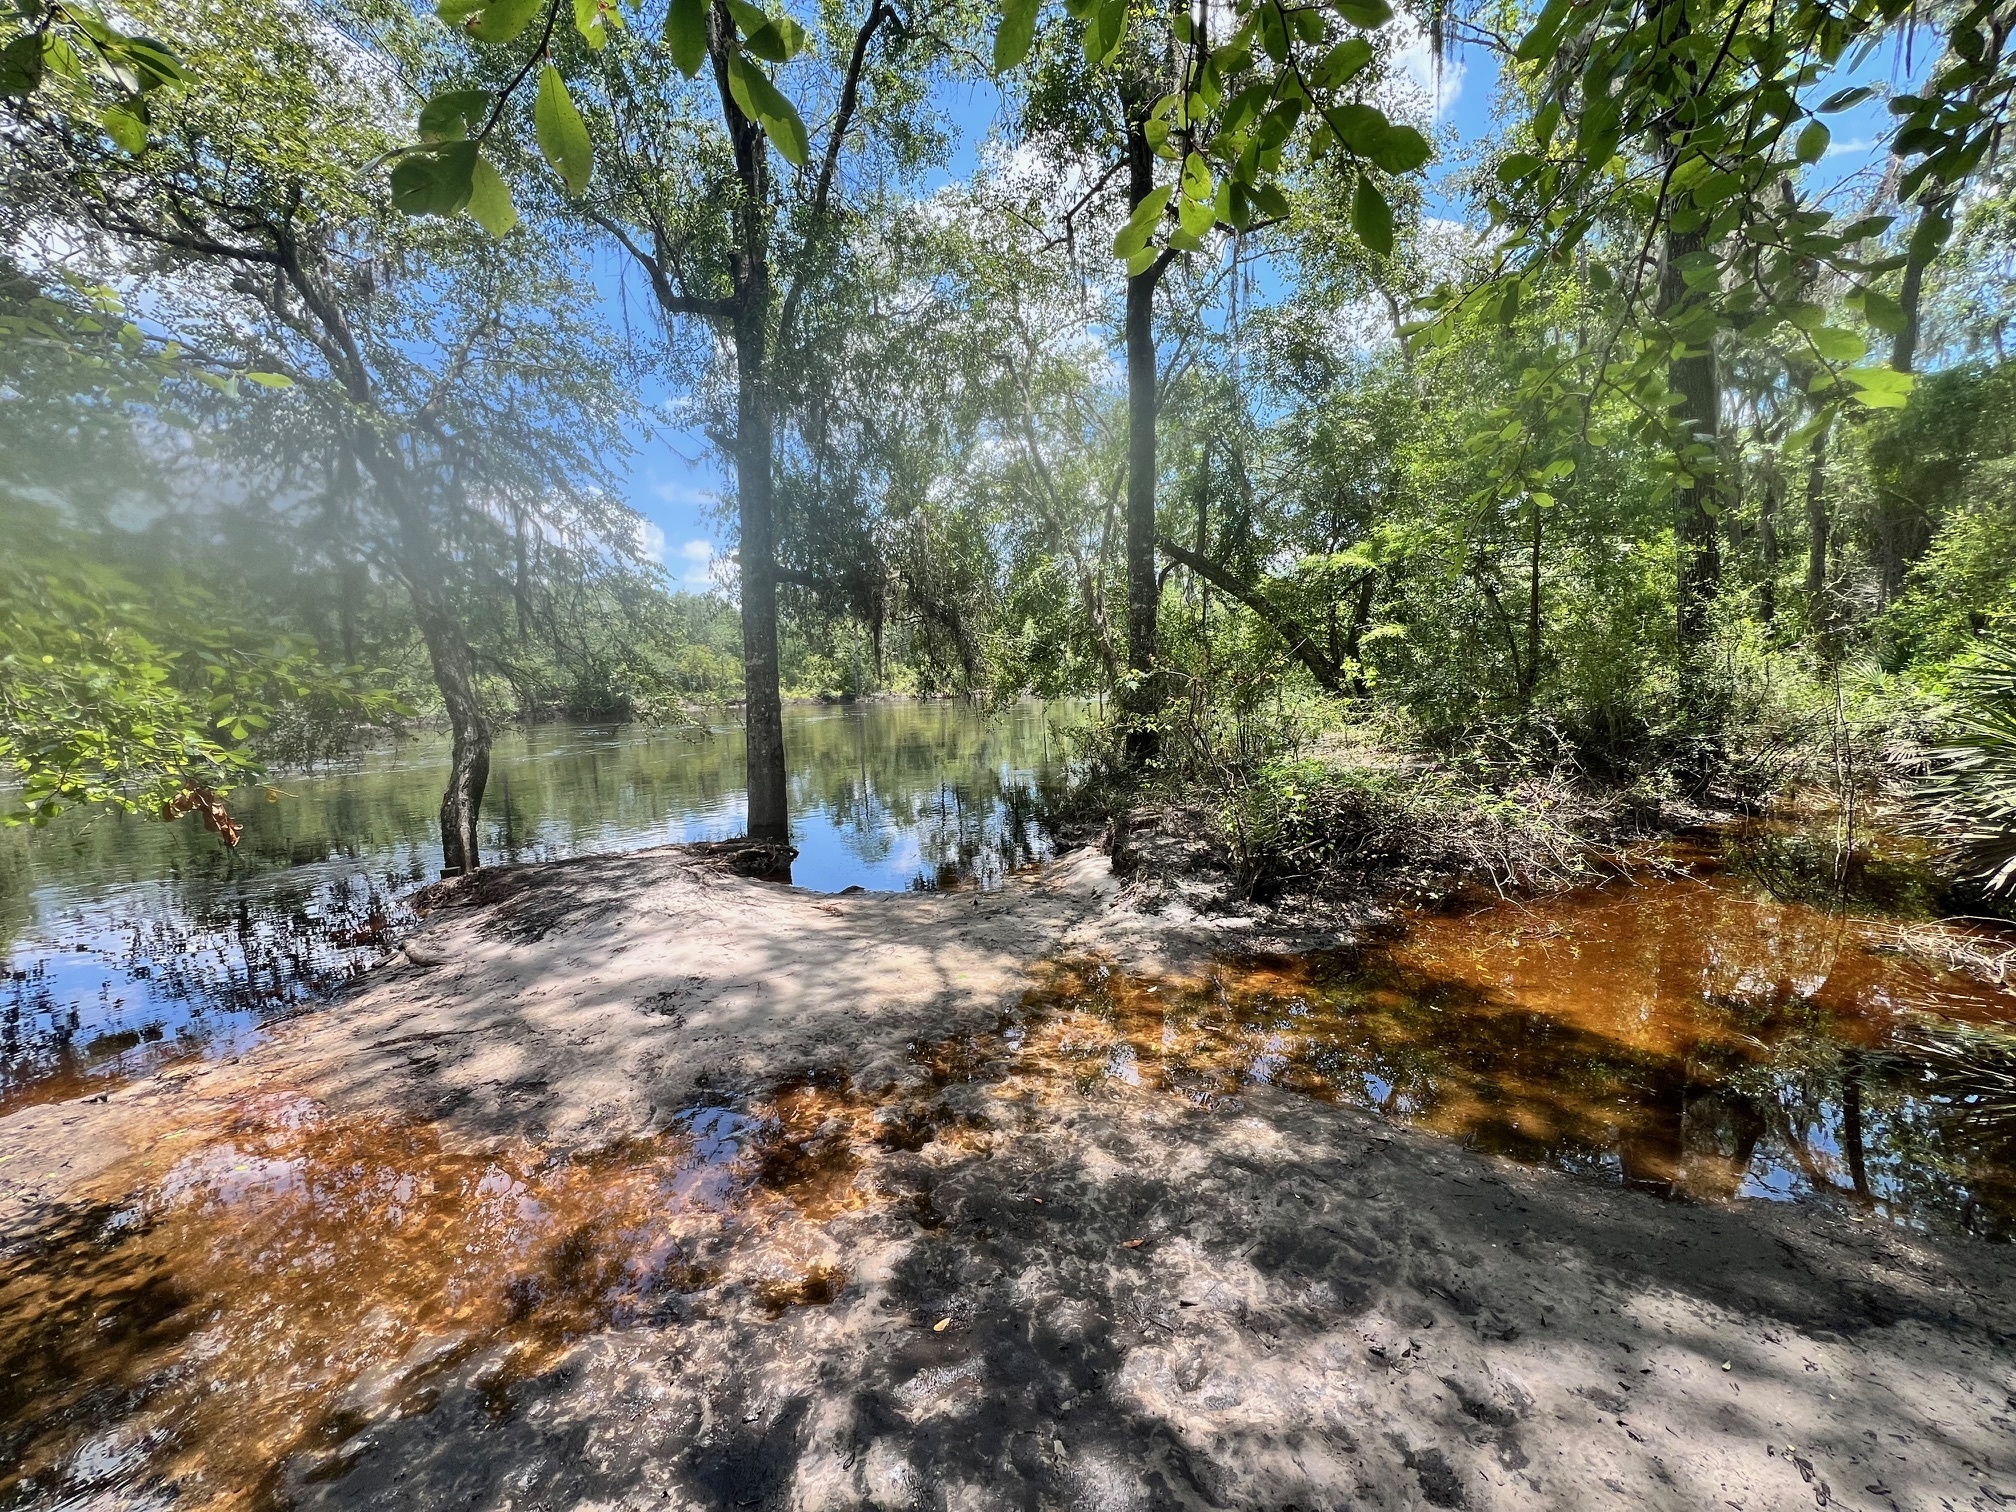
3,0,2015,893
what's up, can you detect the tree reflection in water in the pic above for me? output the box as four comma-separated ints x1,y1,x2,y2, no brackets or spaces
1,701,1086,1106
1010,835,2016,1238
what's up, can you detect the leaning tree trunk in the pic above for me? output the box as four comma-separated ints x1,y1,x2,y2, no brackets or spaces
415,604,491,876
1121,117,1167,764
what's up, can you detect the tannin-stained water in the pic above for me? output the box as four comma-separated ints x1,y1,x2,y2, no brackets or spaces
0,1078,905,1511
998,830,2016,1235
5,826,2014,1509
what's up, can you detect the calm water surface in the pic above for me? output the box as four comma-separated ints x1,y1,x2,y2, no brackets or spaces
6,804,2016,1505
1,700,1084,1104
1018,826,2016,1239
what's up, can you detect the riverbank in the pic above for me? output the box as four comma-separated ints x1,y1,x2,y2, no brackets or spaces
4,837,2016,1510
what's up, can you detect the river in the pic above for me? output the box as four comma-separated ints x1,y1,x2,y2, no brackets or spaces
1,699,1085,1105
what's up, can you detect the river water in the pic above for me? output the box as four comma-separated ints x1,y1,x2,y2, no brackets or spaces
7,720,2016,1506
1,700,1082,1106
4,705,2016,1237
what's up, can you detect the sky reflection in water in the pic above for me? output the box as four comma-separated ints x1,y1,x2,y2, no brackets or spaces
0,700,1081,1103
1008,830,2016,1239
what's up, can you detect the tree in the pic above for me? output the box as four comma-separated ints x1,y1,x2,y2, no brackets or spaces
1000,0,1427,755
2,0,636,873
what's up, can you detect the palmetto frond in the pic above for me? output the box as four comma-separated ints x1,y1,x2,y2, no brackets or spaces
1920,637,2016,897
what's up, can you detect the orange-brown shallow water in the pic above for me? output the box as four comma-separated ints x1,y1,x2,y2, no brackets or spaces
0,1082,892,1510
5,828,2016,1508
1004,880,2016,1229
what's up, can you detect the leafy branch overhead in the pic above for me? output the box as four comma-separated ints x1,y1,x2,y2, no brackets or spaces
387,0,816,238
0,0,188,152
998,0,1431,261
1410,0,2016,504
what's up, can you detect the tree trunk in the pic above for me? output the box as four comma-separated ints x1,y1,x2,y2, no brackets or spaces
1661,225,1723,666
1802,420,1830,616
1342,570,1376,697
716,8,790,848
1122,118,1166,763
415,602,490,877
733,340,790,844
1523,493,1544,709
372,454,494,878
1759,455,1780,625
1893,189,1953,376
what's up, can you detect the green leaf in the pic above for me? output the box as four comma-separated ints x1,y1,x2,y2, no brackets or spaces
1795,119,1829,163
1085,0,1127,63
1329,101,1385,156
1332,0,1392,26
1352,173,1392,254
1314,37,1372,88
725,0,804,60
1818,85,1871,112
1251,182,1289,220
1366,122,1429,173
1809,326,1866,364
1514,0,1570,61
419,88,490,141
995,0,1038,72
243,371,293,388
534,65,592,194
725,52,809,166
1181,150,1211,202
1836,214,1894,243
466,153,519,235
1842,366,1914,406
1113,183,1172,256
1124,245,1159,275
1908,207,1953,264
100,103,146,153
1856,286,1906,335
41,34,83,83
1178,192,1215,238
662,0,707,75
389,140,479,216
115,36,187,91
0,33,42,97
574,0,611,48
456,0,544,44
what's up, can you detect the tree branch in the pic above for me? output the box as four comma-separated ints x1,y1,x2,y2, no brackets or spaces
1155,535,1349,693
778,0,893,347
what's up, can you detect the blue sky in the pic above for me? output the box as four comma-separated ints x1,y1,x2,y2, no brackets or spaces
614,22,1914,584
611,73,1011,587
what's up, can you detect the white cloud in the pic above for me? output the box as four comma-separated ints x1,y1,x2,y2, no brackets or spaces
676,538,719,591
652,478,720,510
635,519,667,563
1388,17,1466,122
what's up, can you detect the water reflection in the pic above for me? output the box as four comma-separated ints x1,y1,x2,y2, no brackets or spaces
997,847,2016,1237
1,701,1082,1105
9,833,2016,1506
0,1083,883,1510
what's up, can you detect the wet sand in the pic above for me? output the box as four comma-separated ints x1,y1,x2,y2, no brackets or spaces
4,841,2016,1510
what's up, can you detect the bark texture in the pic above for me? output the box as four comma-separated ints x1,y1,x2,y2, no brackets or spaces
1122,120,1167,763
1660,225,1723,659
712,10,790,844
